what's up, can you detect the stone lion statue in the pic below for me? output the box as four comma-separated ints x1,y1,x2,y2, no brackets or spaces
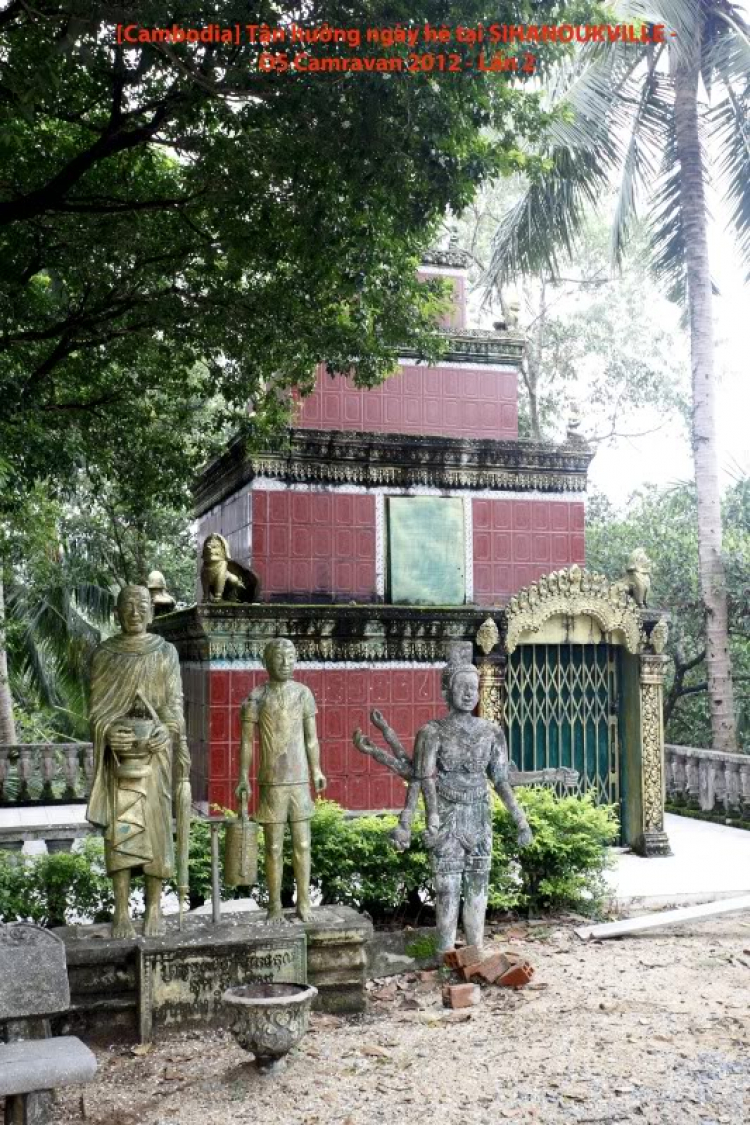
200,534,260,604
618,548,652,607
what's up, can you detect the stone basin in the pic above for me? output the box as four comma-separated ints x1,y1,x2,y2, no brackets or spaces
223,982,318,1071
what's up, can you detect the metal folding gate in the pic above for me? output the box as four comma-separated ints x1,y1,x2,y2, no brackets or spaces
506,643,621,806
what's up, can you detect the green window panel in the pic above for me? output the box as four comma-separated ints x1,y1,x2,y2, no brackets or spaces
387,496,466,605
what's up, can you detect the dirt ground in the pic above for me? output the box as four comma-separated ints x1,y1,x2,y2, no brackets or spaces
56,916,750,1125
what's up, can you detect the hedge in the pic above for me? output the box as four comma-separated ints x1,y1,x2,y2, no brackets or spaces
0,790,618,928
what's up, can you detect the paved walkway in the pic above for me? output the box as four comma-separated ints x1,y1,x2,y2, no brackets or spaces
606,812,750,908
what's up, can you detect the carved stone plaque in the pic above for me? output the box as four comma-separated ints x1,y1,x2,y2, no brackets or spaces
388,496,465,605
138,928,306,1042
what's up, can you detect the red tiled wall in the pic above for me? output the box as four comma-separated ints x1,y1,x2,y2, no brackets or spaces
473,498,585,604
204,666,444,812
251,490,376,599
296,364,518,440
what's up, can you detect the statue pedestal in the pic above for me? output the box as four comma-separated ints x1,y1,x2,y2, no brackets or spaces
56,905,372,1044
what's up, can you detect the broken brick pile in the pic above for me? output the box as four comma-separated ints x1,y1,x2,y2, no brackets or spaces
442,944,534,1009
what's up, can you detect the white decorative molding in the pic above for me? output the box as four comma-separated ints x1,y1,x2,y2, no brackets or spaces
195,660,446,672
249,476,584,504
396,357,519,373
375,492,386,597
414,265,467,277
463,495,474,604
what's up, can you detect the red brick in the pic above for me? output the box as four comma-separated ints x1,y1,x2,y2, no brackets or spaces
442,983,481,1009
496,961,535,988
472,952,512,984
443,945,482,970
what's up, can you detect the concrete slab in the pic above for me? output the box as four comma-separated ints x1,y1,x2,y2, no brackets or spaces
577,894,750,940
608,813,750,908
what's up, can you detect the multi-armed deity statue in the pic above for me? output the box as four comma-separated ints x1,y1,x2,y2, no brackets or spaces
354,644,532,954
86,585,191,939
236,638,326,923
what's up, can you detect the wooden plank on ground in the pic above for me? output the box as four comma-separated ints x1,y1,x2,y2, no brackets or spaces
575,894,750,941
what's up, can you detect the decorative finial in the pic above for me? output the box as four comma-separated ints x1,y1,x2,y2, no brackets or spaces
650,618,668,654
476,617,500,656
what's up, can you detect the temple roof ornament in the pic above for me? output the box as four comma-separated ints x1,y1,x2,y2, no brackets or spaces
505,564,645,655
195,429,594,516
420,247,471,269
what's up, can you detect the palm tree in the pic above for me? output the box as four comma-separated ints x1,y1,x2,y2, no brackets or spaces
4,578,112,741
486,0,750,751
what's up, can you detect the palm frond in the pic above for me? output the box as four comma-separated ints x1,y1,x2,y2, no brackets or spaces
647,123,689,305
709,2,750,81
485,44,648,290
610,54,671,267
5,578,110,739
484,148,610,290
625,0,704,68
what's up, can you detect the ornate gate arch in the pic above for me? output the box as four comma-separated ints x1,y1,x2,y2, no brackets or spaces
478,565,671,856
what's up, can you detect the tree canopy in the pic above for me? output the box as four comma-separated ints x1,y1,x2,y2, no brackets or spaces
0,0,602,507
586,478,750,750
454,181,689,441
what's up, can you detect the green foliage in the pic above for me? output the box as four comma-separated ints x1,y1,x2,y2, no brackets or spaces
405,933,440,961
0,790,616,927
0,0,606,507
309,801,432,919
2,450,198,741
586,479,750,749
198,794,616,921
455,187,689,442
494,788,618,914
0,837,113,927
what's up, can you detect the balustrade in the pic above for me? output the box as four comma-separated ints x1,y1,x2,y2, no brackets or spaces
0,744,93,805
665,745,750,819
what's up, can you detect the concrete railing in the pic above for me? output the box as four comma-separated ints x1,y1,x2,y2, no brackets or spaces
665,744,750,817
0,743,93,805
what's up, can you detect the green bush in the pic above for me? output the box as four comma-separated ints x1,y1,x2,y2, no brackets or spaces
494,788,618,915
309,800,432,919
0,790,617,927
0,837,113,927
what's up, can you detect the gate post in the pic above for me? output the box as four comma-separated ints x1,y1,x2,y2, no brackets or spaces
633,650,672,856
476,617,504,726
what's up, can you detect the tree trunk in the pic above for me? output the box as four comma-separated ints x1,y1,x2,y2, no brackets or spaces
0,572,18,743
673,49,738,750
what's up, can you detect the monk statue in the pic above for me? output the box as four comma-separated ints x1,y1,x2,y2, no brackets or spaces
200,533,260,604
235,638,326,923
354,647,533,955
86,585,191,939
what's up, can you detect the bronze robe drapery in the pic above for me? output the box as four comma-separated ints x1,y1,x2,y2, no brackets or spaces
86,633,189,879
